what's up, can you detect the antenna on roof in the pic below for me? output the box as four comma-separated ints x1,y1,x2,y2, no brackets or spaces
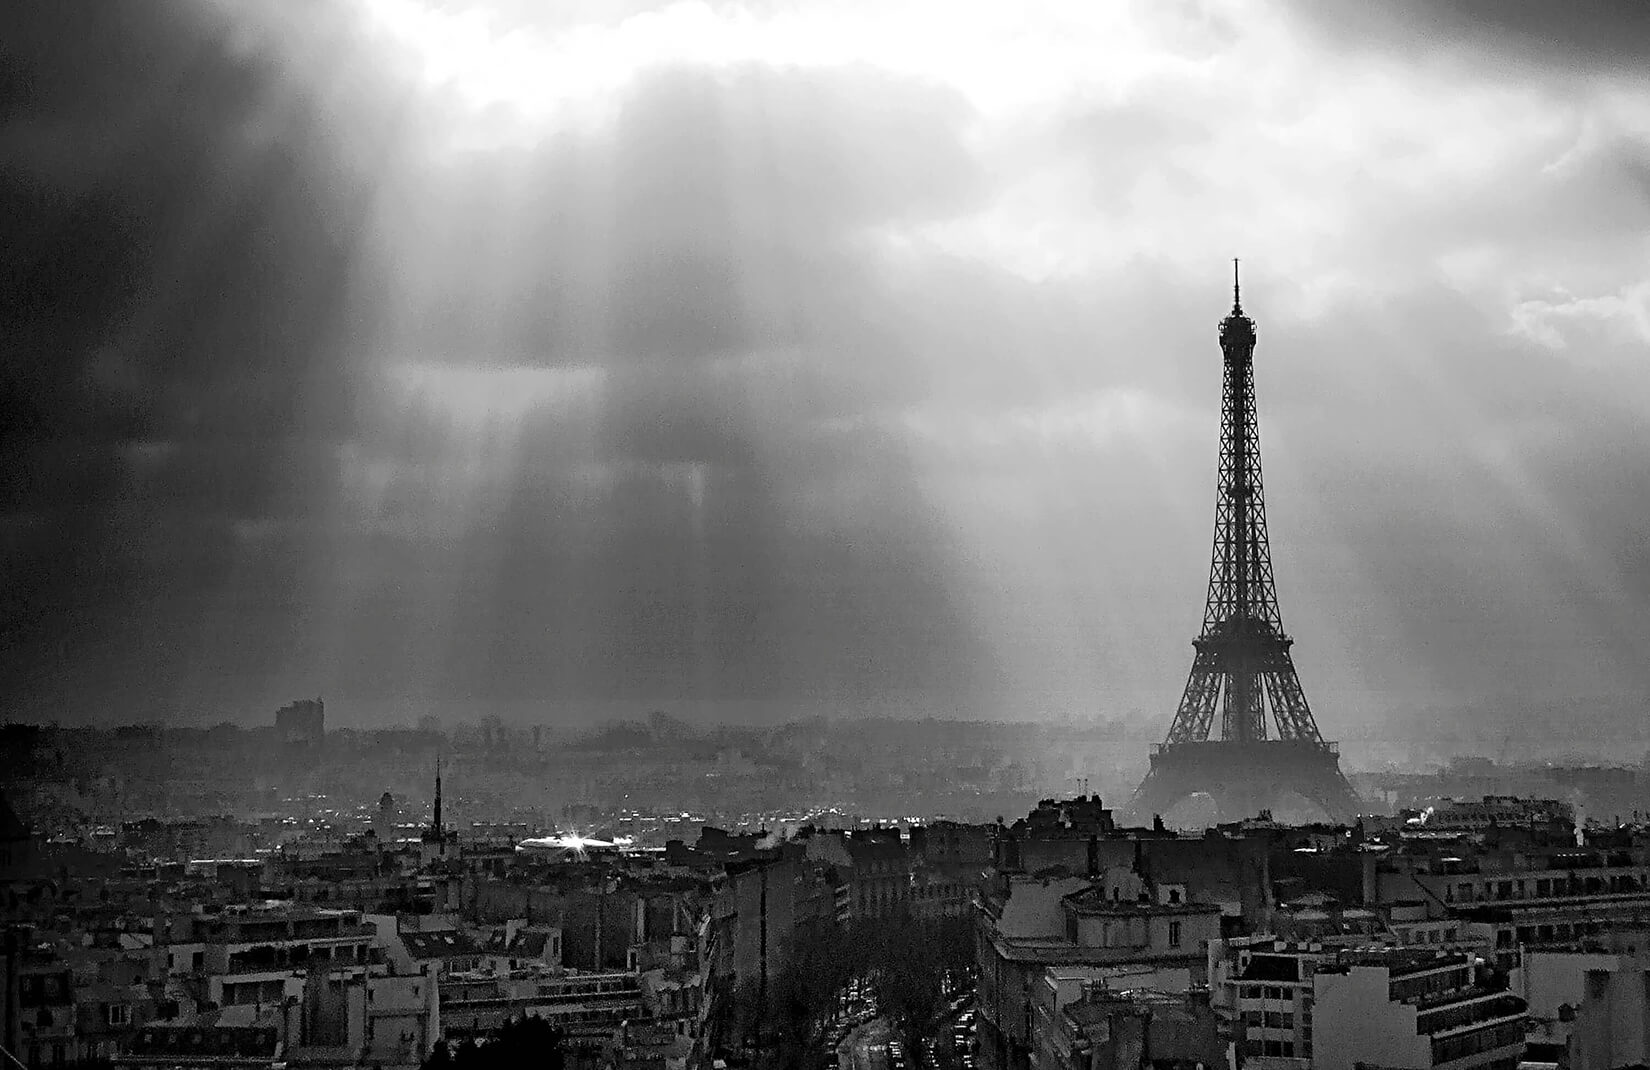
1232,258,1242,313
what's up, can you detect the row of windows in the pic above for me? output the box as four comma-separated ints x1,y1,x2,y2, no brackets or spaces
1418,995,1524,1036
1498,920,1602,948
536,979,638,996
1431,1021,1524,1064
17,976,71,1005
1400,927,1460,945
1390,967,1471,1005
1242,985,1296,1001
1444,873,1650,903
1241,1010,1295,1029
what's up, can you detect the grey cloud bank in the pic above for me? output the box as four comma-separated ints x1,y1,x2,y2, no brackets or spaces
1,0,1647,742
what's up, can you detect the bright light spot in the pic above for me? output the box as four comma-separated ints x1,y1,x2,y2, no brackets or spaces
358,0,1201,133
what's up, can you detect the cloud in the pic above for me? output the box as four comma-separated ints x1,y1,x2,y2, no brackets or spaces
3,0,1648,739
1285,0,1650,77
0,0,383,714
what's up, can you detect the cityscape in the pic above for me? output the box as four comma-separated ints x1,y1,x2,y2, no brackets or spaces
6,4,1650,1070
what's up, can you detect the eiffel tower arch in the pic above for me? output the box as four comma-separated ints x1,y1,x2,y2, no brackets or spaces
1120,264,1362,827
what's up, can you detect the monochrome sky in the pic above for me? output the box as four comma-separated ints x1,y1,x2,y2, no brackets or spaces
3,0,1648,735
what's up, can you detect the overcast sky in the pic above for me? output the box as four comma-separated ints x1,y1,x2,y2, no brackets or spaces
3,0,1648,737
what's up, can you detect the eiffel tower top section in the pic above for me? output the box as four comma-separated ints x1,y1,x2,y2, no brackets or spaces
1159,262,1329,747
1221,259,1254,342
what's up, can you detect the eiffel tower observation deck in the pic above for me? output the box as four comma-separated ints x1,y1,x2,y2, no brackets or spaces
1120,264,1362,827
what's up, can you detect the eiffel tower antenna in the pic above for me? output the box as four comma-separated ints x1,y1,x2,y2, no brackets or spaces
1121,266,1361,826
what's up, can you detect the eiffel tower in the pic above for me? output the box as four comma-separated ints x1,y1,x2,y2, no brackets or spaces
1121,264,1361,826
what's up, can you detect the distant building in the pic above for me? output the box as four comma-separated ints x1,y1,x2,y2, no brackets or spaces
191,906,376,1007
909,867,970,920
1033,984,1222,1070
274,699,325,747
609,1018,693,1070
708,842,837,1042
362,972,440,1069
1511,944,1649,1061
114,1025,282,1070
1211,936,1365,1068
374,791,397,845
0,791,40,879
1567,948,1650,1070
484,923,563,972
910,819,994,874
1,944,77,1070
1369,840,1650,969
371,922,481,980
975,867,1220,1070
846,829,910,921
1425,797,1574,833
440,970,644,1059
1311,948,1527,1070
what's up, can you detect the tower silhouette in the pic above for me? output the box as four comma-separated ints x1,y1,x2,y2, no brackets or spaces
432,757,442,834
1121,264,1361,826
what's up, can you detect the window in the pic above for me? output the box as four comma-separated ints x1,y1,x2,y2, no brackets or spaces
1168,922,1182,948
106,1004,130,1026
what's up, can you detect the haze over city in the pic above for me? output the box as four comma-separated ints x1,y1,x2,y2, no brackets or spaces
4,0,1649,746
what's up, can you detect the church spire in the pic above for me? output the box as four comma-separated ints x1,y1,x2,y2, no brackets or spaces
433,757,443,835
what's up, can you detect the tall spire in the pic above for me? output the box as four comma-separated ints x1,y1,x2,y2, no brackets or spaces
1232,257,1242,313
433,757,443,834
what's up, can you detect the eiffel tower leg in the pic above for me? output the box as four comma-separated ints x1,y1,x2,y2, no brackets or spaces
1121,761,1221,827
1122,769,1178,827
1125,742,1362,827
1299,770,1363,825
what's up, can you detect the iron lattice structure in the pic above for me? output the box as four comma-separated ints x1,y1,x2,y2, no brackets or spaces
1160,264,1326,747
1123,265,1358,825
1128,265,1359,819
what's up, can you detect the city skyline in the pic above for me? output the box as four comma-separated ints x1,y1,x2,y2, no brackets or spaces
4,1,1649,728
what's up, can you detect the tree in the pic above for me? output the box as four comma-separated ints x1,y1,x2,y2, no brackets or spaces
423,1017,565,1070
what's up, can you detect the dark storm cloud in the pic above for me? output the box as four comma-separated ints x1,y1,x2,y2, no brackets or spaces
1288,0,1650,75
0,1,386,718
